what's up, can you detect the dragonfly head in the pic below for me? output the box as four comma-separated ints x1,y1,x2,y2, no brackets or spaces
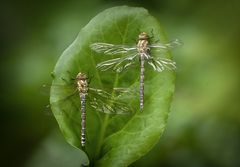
76,72,88,81
139,32,149,40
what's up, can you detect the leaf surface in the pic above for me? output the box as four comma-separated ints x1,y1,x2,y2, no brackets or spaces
50,6,176,167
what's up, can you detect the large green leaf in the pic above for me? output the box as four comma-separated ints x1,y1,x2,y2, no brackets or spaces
50,6,176,167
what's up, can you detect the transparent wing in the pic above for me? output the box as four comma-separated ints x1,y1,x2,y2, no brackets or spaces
96,53,138,72
49,92,79,112
41,83,75,96
44,83,77,102
90,43,137,55
147,57,177,72
149,39,183,51
88,88,134,114
44,87,80,125
41,83,79,116
112,87,138,96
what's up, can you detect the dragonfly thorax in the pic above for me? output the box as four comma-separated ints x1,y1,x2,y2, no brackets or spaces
137,32,150,53
76,73,88,94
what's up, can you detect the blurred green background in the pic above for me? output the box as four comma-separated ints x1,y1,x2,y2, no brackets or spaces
1,0,239,167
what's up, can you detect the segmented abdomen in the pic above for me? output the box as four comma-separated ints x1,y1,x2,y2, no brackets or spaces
140,54,145,111
80,94,86,147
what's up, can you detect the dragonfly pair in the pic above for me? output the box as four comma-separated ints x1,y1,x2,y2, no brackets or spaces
50,32,181,148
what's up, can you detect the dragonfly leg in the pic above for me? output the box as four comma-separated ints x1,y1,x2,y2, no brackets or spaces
87,75,93,84
148,29,160,43
51,72,56,78
60,77,75,85
87,71,94,84
67,70,76,80
59,71,76,84
149,28,154,39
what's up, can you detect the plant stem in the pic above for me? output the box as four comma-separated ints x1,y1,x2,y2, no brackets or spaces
95,114,109,159
95,74,119,160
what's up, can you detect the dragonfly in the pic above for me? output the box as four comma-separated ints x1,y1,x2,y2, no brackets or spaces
90,32,182,111
46,72,133,148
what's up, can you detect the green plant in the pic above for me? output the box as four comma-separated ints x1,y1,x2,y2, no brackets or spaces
50,6,176,167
